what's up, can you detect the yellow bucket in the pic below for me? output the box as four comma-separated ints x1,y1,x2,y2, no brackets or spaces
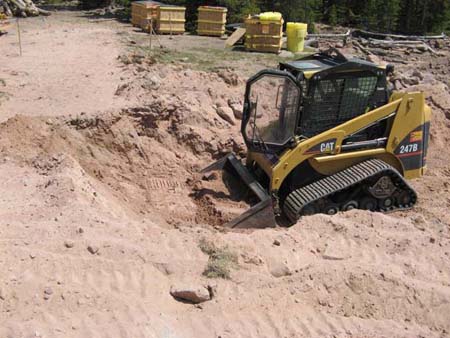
287,22,308,52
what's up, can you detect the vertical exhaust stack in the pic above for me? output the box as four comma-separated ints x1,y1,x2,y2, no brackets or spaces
201,153,276,229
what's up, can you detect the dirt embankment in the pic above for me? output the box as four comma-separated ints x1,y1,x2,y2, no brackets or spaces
1,12,450,338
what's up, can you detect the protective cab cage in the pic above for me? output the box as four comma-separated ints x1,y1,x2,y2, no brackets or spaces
242,48,393,154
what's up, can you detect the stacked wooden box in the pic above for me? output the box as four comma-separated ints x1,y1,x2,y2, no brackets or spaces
244,13,284,54
131,1,159,31
197,6,227,37
131,2,186,34
156,6,186,35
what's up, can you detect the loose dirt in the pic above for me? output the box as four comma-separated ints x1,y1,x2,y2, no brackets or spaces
1,10,450,338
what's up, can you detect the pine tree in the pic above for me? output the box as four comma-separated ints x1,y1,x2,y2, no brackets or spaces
329,4,337,26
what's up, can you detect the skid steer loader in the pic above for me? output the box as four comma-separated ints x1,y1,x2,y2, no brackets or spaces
202,49,430,228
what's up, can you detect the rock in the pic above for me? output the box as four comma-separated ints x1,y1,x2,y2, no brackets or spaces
269,261,292,278
279,50,294,58
217,70,239,86
433,40,443,49
322,245,348,261
412,70,424,80
273,239,281,246
29,253,36,259
142,75,161,91
43,287,53,300
170,284,212,304
403,76,420,86
216,106,235,125
308,40,319,48
366,54,387,67
413,215,427,231
227,98,243,120
64,240,75,248
87,245,99,255
229,103,243,120
215,100,226,108
242,254,264,265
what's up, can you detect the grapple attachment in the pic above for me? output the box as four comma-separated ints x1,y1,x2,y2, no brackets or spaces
201,153,276,229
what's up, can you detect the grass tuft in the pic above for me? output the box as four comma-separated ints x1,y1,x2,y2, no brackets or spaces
199,238,238,279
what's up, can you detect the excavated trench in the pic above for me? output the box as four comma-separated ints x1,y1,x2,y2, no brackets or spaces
0,101,251,227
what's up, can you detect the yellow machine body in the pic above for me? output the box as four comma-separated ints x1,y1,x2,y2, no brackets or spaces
247,91,431,194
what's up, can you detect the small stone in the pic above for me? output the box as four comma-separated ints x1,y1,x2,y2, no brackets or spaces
430,237,436,244
87,245,99,254
322,245,348,261
142,75,161,90
77,227,84,234
269,261,292,278
29,253,36,259
64,240,75,248
170,284,211,304
273,239,281,246
43,287,53,300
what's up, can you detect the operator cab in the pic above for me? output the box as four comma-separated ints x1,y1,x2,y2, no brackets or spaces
242,49,393,154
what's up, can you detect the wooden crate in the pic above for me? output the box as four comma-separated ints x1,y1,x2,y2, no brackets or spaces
197,6,227,37
131,1,158,31
156,6,186,35
244,16,284,54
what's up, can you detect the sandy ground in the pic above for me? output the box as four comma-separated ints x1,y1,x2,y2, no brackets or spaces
0,12,128,122
1,10,450,338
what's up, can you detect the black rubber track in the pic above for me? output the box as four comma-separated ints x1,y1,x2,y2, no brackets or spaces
283,158,417,223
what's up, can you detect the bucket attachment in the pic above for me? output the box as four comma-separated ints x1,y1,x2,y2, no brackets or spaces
201,153,276,229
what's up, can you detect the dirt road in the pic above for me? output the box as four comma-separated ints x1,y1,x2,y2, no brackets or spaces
1,10,450,338
0,12,128,122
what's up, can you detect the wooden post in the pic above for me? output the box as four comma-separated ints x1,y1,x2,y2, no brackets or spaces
16,18,22,56
148,18,152,55
169,12,172,39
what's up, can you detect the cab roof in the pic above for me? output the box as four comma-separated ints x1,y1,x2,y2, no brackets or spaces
279,49,386,79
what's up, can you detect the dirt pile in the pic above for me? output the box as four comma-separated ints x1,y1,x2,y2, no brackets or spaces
0,63,251,227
